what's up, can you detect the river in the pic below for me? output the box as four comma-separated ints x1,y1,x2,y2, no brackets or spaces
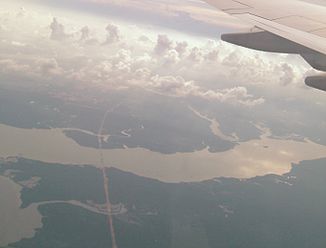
0,123,325,182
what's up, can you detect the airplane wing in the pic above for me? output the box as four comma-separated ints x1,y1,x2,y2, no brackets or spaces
203,0,326,91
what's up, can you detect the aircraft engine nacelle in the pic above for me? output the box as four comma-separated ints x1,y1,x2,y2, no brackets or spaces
221,31,312,54
222,31,326,72
305,74,326,92
301,53,326,72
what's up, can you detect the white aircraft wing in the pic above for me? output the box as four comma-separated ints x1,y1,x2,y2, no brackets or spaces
204,0,326,90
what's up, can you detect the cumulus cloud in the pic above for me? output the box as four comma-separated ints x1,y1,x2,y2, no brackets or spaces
150,75,188,94
105,23,120,44
152,34,218,67
163,49,180,65
154,34,173,55
222,50,240,67
133,67,151,80
175,41,188,57
2,8,310,107
205,49,219,62
187,47,203,63
78,26,99,45
37,58,63,76
149,75,264,106
50,17,68,40
278,63,295,86
80,26,90,41
200,87,265,106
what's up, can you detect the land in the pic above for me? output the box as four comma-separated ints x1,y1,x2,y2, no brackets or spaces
0,86,237,154
1,157,326,248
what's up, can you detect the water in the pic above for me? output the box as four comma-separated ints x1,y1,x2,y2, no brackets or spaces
0,123,325,182
0,176,42,247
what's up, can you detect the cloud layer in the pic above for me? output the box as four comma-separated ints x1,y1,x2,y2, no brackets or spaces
0,3,316,109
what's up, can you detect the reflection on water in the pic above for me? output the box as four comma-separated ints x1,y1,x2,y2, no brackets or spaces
0,176,42,246
0,124,326,182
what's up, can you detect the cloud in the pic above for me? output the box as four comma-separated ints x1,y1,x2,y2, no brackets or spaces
1,8,310,107
50,17,68,40
154,34,173,55
16,7,27,18
37,58,63,76
149,75,265,106
175,41,188,57
0,59,30,74
163,49,180,65
80,26,90,41
11,41,26,47
138,35,150,43
187,47,203,63
201,87,265,106
0,24,8,32
133,67,151,80
205,49,219,62
105,23,120,44
278,63,295,86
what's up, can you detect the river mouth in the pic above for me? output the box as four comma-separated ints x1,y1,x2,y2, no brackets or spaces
0,123,326,182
